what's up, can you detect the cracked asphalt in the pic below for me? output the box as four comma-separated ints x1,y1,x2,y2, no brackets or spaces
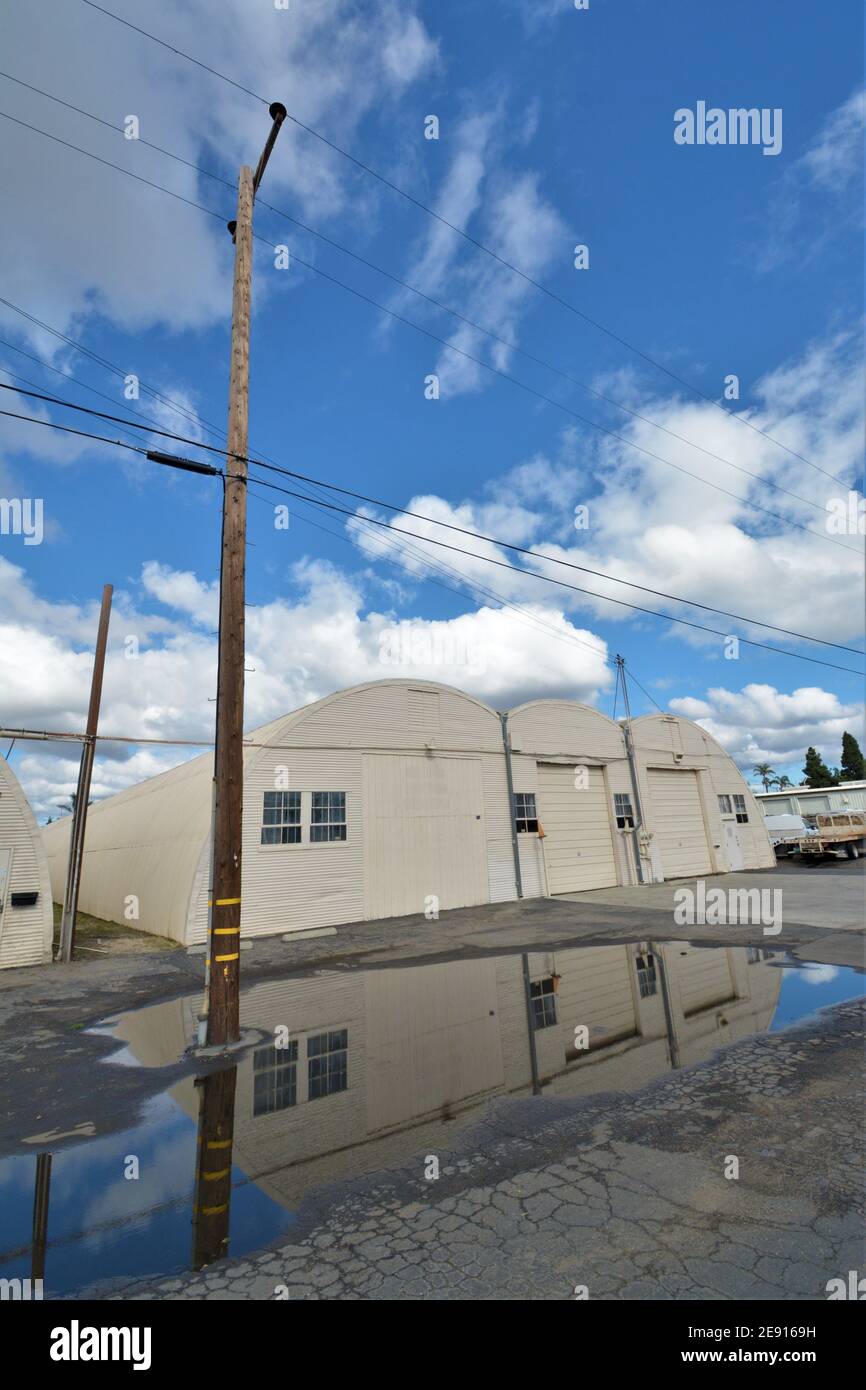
101,998,865,1302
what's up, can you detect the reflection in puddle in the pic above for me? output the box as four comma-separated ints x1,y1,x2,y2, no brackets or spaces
1,940,861,1298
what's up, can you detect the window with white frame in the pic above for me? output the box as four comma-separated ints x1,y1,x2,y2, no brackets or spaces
252,1039,298,1115
308,1029,348,1099
514,792,538,833
261,790,301,845
733,794,749,824
614,792,635,829
310,792,347,842
530,977,557,1030
718,794,733,816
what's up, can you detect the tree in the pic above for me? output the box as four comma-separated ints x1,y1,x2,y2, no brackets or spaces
56,792,92,816
752,762,777,792
840,731,866,782
773,775,792,790
802,747,836,789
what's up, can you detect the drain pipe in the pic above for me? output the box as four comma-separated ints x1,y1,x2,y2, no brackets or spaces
499,711,523,899
617,656,648,886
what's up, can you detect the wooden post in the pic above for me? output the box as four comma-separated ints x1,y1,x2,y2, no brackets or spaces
207,105,285,1047
31,1152,52,1283
191,1066,237,1269
59,584,113,962
208,166,253,1046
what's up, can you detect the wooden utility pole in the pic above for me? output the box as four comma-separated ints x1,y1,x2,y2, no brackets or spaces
207,104,286,1046
59,583,113,962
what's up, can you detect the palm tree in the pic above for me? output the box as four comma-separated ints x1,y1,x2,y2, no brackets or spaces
752,763,777,792
772,775,792,790
57,792,92,816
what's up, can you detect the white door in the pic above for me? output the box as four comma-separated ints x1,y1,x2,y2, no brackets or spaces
648,769,712,879
724,819,744,871
536,763,618,894
0,849,10,940
363,755,488,920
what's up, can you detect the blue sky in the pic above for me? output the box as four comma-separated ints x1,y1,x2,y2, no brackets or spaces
0,0,863,817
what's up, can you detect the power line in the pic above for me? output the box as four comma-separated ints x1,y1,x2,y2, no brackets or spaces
4,380,862,656
0,69,851,499
241,473,866,677
73,0,849,483
4,402,861,674
2,109,860,557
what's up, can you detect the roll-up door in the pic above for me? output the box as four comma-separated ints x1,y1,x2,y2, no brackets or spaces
536,763,618,894
648,769,712,878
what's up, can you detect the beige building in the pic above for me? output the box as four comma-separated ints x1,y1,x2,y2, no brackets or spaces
41,680,774,944
0,755,53,969
114,942,782,1210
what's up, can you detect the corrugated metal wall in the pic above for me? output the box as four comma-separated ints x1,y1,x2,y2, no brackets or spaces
0,758,53,969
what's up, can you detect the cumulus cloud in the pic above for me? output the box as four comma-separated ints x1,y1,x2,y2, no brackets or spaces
669,683,865,775
0,0,439,347
346,327,865,647
2,553,611,817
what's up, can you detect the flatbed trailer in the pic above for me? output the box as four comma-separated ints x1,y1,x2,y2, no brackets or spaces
791,812,865,859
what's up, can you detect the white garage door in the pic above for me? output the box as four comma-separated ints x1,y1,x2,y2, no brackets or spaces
536,763,618,894
648,769,712,878
363,755,488,920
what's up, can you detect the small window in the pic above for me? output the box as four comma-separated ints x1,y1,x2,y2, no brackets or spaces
530,977,557,1030
253,1040,298,1115
261,790,301,845
308,1029,348,1099
635,951,657,998
614,792,635,829
746,946,761,964
310,792,347,843
733,794,749,824
718,794,733,816
514,792,538,834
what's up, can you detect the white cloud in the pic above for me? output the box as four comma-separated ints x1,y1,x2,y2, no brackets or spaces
0,0,439,347
3,552,610,817
668,683,865,774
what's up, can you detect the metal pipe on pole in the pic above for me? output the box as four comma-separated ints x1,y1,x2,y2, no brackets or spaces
207,103,286,1046
58,583,113,962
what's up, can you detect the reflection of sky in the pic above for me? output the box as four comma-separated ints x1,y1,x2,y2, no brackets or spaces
769,965,865,1032
0,1089,295,1298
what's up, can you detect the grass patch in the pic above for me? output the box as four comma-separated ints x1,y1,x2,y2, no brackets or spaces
52,903,180,958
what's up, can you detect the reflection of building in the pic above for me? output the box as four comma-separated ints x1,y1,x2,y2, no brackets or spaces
115,944,781,1211
41,681,774,945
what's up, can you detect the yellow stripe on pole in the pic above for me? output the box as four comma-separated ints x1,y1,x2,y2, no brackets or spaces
207,1139,232,1150
199,1203,228,1216
213,927,240,935
202,1167,231,1181
215,897,241,906
215,952,239,963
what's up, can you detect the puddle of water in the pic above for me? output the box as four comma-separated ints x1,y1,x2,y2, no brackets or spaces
0,940,861,1298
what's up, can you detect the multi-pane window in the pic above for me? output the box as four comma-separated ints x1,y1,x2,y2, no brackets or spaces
718,794,733,815
614,792,635,829
310,792,347,843
733,794,749,824
308,1029,348,1099
635,951,657,998
530,977,557,1030
261,790,301,845
514,792,538,834
253,1040,298,1116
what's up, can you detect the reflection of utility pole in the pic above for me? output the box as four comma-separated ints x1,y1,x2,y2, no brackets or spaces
208,103,287,1046
192,1066,238,1269
651,942,681,1070
31,1151,52,1284
521,953,542,1095
59,584,112,962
